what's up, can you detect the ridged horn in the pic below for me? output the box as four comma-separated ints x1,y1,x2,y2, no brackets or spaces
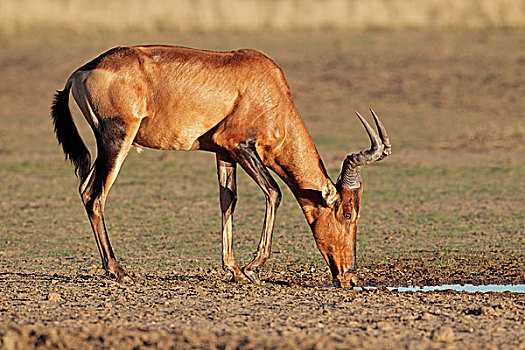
339,109,391,189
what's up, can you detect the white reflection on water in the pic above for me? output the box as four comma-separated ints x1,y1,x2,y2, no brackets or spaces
354,284,525,293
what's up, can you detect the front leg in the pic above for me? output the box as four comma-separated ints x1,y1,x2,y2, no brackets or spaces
233,142,282,284
216,154,250,283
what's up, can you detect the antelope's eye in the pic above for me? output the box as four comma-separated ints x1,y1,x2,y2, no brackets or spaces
343,213,351,220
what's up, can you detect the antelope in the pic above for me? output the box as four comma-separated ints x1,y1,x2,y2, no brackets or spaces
51,45,390,288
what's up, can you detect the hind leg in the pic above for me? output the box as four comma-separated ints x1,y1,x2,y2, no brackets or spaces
80,117,140,281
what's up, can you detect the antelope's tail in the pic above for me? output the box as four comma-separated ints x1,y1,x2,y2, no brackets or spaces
51,80,91,183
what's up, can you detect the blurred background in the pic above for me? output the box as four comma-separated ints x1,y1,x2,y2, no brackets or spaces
1,0,524,34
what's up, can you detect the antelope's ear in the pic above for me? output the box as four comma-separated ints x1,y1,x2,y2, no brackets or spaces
321,180,339,207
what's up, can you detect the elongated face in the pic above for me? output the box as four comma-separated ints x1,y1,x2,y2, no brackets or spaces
312,183,363,287
314,109,390,287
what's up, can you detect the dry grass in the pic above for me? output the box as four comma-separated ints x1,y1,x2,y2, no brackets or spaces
435,123,525,150
1,0,524,35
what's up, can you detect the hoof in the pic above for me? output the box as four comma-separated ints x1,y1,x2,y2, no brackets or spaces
242,268,261,285
232,273,251,284
226,265,251,284
105,261,133,284
118,275,136,285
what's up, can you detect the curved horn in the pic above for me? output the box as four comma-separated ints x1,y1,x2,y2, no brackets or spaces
354,110,383,163
339,109,391,189
370,108,391,159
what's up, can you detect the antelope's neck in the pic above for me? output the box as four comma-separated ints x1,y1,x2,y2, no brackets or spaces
271,117,332,224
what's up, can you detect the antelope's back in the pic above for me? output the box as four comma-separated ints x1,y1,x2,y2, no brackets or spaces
72,46,292,151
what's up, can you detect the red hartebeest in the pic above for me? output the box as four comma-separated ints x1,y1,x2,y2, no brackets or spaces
51,46,390,287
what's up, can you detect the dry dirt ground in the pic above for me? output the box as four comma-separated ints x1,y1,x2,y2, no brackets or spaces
0,29,524,349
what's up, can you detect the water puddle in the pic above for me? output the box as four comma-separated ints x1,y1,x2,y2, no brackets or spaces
354,284,525,294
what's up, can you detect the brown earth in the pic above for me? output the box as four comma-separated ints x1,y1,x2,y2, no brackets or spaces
0,29,524,349
1,270,524,350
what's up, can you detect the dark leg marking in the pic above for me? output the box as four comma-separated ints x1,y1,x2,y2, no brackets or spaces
80,117,138,282
234,141,281,284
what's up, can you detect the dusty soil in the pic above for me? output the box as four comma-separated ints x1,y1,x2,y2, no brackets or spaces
0,29,524,349
1,271,524,349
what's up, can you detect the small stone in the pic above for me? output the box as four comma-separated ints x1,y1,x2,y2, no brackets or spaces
376,321,393,330
480,306,496,316
2,329,19,350
47,292,62,302
419,312,436,320
431,326,454,343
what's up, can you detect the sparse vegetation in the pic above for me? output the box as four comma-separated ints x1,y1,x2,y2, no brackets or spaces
0,27,523,348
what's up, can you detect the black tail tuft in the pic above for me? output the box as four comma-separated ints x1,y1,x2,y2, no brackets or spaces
51,84,91,183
